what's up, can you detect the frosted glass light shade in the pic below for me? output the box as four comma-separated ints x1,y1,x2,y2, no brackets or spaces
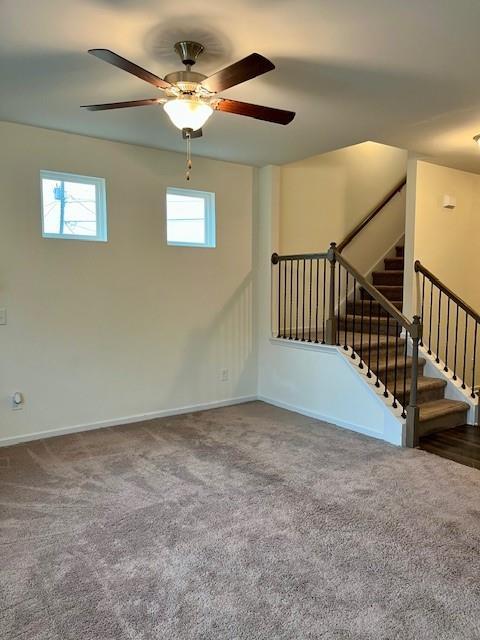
164,98,213,131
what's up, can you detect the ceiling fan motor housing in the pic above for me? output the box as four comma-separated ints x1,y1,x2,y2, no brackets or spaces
163,70,207,93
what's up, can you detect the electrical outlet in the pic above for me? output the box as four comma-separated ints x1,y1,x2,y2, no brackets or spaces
220,368,229,382
0,308,6,325
11,392,24,411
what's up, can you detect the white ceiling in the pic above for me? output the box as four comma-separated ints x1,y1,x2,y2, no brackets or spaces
2,0,480,171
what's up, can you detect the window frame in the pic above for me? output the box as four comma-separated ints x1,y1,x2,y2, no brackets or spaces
40,169,108,242
166,187,216,248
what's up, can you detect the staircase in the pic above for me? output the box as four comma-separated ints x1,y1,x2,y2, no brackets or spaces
271,172,478,448
340,243,470,438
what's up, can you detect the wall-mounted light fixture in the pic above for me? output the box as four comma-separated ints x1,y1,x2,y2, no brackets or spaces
473,134,480,145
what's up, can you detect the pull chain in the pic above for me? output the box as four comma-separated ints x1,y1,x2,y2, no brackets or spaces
186,131,192,181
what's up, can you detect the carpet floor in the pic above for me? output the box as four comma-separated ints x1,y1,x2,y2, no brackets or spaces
2,401,480,639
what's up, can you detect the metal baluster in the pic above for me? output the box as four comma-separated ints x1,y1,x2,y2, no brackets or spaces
428,280,433,355
359,290,365,369
402,330,408,418
351,280,357,359
472,322,478,397
462,313,468,389
295,260,299,340
315,259,319,343
344,270,349,350
392,322,399,408
375,310,381,388
337,263,341,346
435,289,442,363
283,260,287,339
367,297,373,377
302,259,306,341
444,298,450,372
289,260,293,340
308,259,313,342
420,273,425,346
453,304,459,380
336,263,346,347
277,258,281,338
383,316,390,398
322,259,326,344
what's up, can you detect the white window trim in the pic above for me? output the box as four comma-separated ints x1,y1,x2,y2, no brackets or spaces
166,187,216,248
40,170,108,242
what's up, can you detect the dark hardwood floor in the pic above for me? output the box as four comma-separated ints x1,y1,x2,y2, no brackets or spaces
420,425,480,469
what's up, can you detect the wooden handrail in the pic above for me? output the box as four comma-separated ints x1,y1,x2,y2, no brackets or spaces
415,260,480,324
272,251,329,263
337,176,407,253
335,249,418,335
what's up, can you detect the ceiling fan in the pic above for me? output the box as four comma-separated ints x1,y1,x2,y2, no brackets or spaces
82,41,296,140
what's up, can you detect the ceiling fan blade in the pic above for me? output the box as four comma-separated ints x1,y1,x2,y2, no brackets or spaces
82,98,163,111
88,49,171,90
215,99,295,125
202,53,274,93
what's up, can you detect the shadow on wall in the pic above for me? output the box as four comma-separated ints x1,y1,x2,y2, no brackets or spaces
162,272,255,409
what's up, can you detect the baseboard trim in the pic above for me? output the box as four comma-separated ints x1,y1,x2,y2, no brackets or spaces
257,394,396,444
0,395,257,448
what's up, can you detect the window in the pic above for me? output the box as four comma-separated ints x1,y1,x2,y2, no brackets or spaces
40,170,107,241
166,187,215,248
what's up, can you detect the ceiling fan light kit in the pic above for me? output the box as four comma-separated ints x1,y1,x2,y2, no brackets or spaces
163,97,213,132
83,40,295,179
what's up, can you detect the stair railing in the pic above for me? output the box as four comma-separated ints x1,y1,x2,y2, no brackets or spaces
415,260,479,397
272,243,422,446
337,177,406,253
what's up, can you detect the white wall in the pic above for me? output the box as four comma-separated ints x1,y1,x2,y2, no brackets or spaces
0,121,256,444
279,141,408,274
405,159,480,314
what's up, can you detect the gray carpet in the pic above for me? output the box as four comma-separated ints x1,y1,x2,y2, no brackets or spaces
2,401,480,639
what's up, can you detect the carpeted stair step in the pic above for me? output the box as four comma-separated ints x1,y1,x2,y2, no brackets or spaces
418,399,470,438
346,300,403,316
355,339,406,361
375,355,426,385
396,245,404,257
384,257,404,271
361,285,403,302
396,376,447,406
339,315,402,336
339,332,404,354
372,270,404,286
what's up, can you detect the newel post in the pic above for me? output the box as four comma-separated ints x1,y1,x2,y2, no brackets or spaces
326,242,337,345
406,315,423,447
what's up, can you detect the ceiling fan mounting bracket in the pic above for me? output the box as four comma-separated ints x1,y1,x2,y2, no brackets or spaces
174,41,205,68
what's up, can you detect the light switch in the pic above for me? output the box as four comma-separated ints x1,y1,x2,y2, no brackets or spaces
0,308,6,325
